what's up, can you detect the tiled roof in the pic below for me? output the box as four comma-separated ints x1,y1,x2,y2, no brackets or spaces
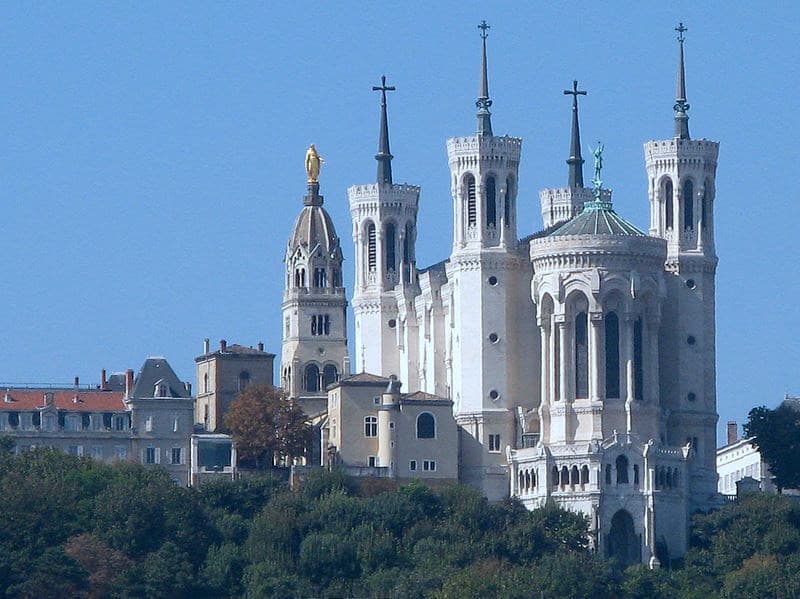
339,372,391,385
403,391,448,401
0,389,126,412
548,201,645,237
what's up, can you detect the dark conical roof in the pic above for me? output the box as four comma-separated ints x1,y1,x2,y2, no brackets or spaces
288,204,340,254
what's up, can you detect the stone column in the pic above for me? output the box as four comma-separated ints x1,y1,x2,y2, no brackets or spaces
556,316,568,402
589,312,603,401
539,319,550,406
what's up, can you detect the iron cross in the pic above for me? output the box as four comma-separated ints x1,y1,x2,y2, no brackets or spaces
372,75,396,106
478,20,490,40
675,22,687,43
564,80,587,107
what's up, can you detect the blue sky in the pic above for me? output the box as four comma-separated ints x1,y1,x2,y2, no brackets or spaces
0,3,797,441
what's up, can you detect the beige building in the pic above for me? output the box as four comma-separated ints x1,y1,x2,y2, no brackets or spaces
195,339,275,432
326,373,458,483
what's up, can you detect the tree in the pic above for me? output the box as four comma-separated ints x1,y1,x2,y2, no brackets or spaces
224,384,312,468
744,403,800,492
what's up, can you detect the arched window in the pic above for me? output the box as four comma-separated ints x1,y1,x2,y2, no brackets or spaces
605,312,620,398
560,466,569,487
575,312,589,399
504,176,513,227
294,269,301,287
605,463,612,485
524,470,530,491
581,465,590,485
633,318,644,401
519,471,525,492
367,223,377,272
531,470,537,488
203,372,209,394
300,268,306,287
466,174,477,227
323,365,338,388
313,267,326,288
683,179,694,230
485,176,497,227
633,464,640,486
616,455,629,484
238,371,250,392
304,364,320,393
551,466,559,489
364,416,377,438
385,223,396,273
416,412,435,439
570,465,580,487
664,179,674,229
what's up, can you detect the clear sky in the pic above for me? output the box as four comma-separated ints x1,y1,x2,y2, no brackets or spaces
0,2,797,442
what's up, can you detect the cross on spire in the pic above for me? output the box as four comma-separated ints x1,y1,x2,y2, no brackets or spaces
675,22,687,43
564,80,587,188
673,22,691,139
373,75,396,184
476,20,493,136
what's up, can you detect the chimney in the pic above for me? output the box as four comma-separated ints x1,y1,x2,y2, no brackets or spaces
74,376,79,388
100,369,107,391
184,381,192,395
257,342,264,352
125,369,134,399
220,339,227,352
203,338,210,354
727,421,738,446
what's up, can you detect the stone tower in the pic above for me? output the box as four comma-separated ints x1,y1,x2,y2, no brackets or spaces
281,161,350,417
644,23,719,508
446,22,537,500
348,77,421,378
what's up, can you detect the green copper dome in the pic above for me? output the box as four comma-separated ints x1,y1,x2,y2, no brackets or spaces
548,200,646,237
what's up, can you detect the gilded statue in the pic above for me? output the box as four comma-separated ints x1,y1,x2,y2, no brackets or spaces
305,144,324,183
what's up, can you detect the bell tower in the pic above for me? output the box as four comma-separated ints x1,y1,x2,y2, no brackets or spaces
447,22,536,500
349,77,421,378
281,148,350,416
644,23,719,508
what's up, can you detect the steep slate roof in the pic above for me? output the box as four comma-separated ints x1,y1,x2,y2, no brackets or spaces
0,389,125,412
130,358,191,399
549,202,645,237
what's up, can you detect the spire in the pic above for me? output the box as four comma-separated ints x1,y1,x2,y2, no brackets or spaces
372,75,396,184
476,20,493,136
563,80,587,188
673,22,691,140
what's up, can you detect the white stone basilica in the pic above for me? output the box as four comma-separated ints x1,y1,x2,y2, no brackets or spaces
280,23,719,566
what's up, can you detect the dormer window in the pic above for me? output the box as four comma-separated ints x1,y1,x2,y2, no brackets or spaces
154,383,168,398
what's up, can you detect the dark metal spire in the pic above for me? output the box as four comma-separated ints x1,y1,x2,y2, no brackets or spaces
373,75,396,184
674,22,691,140
564,80,587,188
476,20,493,136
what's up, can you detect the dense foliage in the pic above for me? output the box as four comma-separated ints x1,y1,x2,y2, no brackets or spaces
744,403,800,492
1,448,800,598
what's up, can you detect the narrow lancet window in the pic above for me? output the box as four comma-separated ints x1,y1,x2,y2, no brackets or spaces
367,223,377,272
486,176,497,227
605,312,620,398
683,179,694,230
575,312,589,399
633,318,644,401
664,179,674,230
466,175,477,227
385,223,396,273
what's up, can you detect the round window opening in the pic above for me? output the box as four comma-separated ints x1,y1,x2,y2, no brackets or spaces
687,335,696,346
388,319,397,329
489,390,499,400
489,333,499,343
687,392,697,402
686,279,696,289
488,275,498,286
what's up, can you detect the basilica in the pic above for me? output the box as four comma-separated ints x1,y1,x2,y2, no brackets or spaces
279,22,719,566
